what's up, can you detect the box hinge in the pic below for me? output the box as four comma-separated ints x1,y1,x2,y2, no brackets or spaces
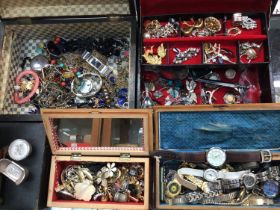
120,153,131,159
71,153,82,160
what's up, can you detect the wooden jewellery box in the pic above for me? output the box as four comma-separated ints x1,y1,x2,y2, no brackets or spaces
138,0,275,107
0,0,137,114
41,109,152,209
153,104,280,209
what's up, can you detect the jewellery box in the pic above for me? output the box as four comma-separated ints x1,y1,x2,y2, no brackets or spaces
0,0,137,114
41,109,152,209
153,104,280,209
138,0,274,107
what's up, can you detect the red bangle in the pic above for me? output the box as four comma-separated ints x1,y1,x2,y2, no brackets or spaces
14,70,40,104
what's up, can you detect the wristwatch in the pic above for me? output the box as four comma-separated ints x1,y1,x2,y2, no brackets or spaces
206,147,226,167
256,166,280,183
242,173,257,190
263,180,279,198
153,148,272,164
267,166,280,181
177,167,250,182
82,51,112,77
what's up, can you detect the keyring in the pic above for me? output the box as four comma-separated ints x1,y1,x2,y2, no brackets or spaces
14,70,40,104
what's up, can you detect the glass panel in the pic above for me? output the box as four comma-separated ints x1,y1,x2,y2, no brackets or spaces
51,118,144,148
55,118,92,147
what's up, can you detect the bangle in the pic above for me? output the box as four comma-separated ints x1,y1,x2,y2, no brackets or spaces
14,70,40,104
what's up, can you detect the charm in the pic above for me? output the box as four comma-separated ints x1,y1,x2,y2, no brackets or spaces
104,163,117,178
74,180,96,201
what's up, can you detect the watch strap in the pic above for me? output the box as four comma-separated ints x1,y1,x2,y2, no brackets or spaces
226,151,261,163
177,168,204,177
174,173,198,191
218,170,250,180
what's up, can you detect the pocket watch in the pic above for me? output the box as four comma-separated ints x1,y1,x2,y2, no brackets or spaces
206,147,226,168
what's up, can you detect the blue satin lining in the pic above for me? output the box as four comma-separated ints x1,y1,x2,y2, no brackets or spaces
159,111,280,150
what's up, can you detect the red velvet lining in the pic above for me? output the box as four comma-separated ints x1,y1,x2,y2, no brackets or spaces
225,18,263,36
64,142,92,147
140,0,271,17
52,161,145,205
143,39,267,65
143,35,267,44
141,68,261,105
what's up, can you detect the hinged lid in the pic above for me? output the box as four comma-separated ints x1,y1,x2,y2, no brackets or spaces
140,0,272,17
0,0,135,19
154,104,280,151
41,109,153,156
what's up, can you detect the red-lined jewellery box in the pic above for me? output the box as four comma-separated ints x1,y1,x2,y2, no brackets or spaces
41,109,152,209
138,0,274,107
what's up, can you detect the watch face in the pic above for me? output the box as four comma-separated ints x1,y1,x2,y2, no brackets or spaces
263,180,279,198
242,173,257,189
166,181,181,198
204,169,219,182
8,139,31,161
206,147,226,167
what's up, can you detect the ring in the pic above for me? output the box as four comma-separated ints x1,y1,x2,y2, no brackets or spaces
227,27,242,36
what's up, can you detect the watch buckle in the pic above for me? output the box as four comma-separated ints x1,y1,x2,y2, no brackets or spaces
261,150,272,163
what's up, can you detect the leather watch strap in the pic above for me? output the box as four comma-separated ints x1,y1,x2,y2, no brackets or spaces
152,150,206,163
226,151,261,163
177,152,206,163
